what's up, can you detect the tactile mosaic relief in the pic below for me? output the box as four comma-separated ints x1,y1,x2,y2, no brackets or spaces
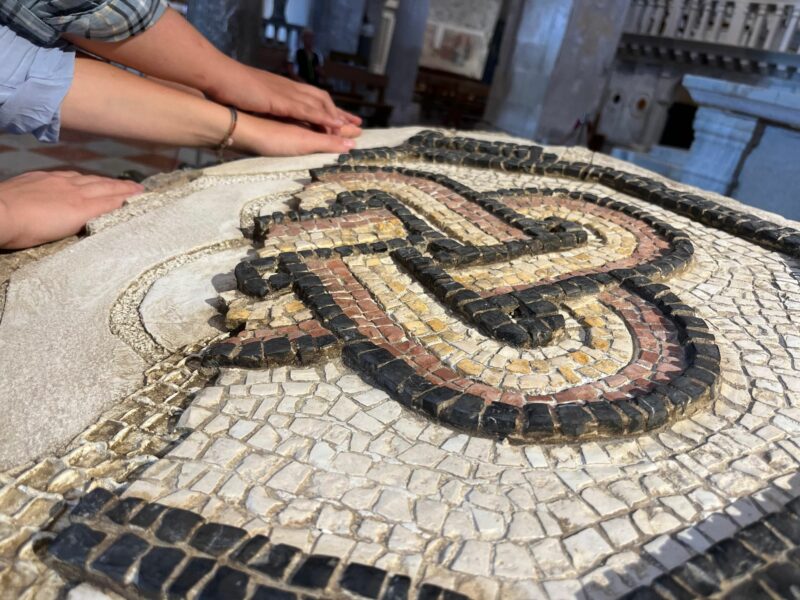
3,131,800,600
207,133,719,441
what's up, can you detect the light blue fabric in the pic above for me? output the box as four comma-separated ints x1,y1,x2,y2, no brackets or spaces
0,25,75,142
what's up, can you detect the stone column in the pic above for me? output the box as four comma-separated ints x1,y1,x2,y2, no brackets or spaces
383,0,431,124
679,107,759,194
312,0,367,56
484,0,630,144
187,0,262,62
368,0,399,75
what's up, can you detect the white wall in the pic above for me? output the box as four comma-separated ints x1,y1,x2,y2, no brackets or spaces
286,0,314,26
263,0,315,26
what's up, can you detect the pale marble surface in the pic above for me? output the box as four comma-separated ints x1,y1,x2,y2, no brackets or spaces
0,128,424,469
138,246,246,352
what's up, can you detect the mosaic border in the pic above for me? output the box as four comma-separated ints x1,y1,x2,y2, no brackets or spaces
622,495,800,599
47,488,469,600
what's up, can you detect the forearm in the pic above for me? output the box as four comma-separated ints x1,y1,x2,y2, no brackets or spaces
61,57,230,147
62,8,357,130
60,57,356,158
63,9,240,99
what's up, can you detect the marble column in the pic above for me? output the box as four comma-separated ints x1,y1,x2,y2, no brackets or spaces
383,0,431,125
187,0,262,63
485,0,630,144
367,0,399,75
312,0,368,56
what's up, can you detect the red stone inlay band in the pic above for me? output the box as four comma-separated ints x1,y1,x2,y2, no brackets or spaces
304,257,685,408
315,171,528,242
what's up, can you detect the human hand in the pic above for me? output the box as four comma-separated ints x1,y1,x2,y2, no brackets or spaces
234,112,362,157
0,171,143,249
62,57,360,160
210,68,363,135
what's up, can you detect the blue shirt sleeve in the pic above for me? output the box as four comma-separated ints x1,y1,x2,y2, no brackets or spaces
0,25,75,143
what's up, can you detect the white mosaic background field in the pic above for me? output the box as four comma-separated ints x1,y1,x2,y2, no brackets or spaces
120,162,800,599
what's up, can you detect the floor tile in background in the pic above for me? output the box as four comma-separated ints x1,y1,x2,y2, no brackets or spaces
0,130,229,181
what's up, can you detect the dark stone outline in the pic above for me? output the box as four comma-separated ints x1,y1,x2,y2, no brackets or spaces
234,168,693,354
346,130,800,259
201,147,721,443
243,185,589,348
46,489,470,600
621,495,800,599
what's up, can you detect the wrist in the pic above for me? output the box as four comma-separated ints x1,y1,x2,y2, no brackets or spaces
0,195,21,249
229,111,258,154
215,107,239,152
186,99,237,149
203,61,254,104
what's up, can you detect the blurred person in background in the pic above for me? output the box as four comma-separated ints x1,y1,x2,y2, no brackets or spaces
293,28,325,87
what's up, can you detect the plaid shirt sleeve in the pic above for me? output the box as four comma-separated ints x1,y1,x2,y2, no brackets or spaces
0,0,168,47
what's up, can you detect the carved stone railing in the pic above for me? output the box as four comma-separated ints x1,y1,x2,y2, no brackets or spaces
621,1,800,77
625,0,800,52
263,0,303,48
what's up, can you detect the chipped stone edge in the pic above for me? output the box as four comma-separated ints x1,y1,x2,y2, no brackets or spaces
110,238,252,361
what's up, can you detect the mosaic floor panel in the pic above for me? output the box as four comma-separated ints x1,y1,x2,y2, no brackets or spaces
200,132,725,442
2,129,800,600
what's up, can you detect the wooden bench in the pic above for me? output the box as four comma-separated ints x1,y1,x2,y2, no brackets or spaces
415,67,490,129
253,44,293,76
324,62,393,127
328,50,367,68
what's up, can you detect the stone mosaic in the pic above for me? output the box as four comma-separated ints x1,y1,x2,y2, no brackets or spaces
200,132,722,442
48,488,468,600
2,129,800,600
625,495,800,599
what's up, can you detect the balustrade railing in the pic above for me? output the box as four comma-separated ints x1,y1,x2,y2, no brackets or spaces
263,0,303,49
625,1,800,53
